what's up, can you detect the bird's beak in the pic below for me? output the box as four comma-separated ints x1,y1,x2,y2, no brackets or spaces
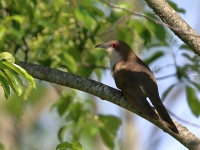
95,43,107,48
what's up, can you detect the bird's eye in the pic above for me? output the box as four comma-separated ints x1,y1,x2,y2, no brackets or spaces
111,43,118,48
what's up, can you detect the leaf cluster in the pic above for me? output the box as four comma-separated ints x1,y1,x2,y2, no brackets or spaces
53,92,121,150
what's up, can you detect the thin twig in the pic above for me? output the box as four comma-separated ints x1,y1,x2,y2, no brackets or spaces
22,37,29,62
101,0,200,37
98,15,131,37
168,110,200,128
78,63,109,69
156,73,176,80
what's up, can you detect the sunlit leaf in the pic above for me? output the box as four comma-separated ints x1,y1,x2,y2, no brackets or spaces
3,68,24,96
0,27,7,41
56,141,82,150
75,6,97,31
2,61,36,88
112,2,131,17
62,52,77,73
5,15,25,24
0,70,10,99
0,52,15,63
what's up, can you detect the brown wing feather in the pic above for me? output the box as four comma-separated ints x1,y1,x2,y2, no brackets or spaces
113,64,159,120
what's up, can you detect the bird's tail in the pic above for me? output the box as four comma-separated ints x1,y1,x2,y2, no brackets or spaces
153,100,179,134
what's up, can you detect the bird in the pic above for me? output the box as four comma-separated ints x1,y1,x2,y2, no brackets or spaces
95,40,179,134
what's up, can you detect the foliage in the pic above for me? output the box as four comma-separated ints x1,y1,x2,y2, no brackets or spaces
0,52,36,99
52,92,121,149
0,0,199,149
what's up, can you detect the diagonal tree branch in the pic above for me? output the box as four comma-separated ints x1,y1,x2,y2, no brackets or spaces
19,61,200,150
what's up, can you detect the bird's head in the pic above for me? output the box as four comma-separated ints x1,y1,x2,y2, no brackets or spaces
95,40,128,55
95,40,132,69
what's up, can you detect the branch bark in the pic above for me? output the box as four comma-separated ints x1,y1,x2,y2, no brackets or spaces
145,0,200,55
19,61,200,150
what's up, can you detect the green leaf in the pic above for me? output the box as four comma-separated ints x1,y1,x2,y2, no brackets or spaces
56,142,82,150
116,27,133,45
84,5,105,18
0,142,4,150
161,84,176,101
179,44,191,51
3,68,24,96
5,15,25,24
154,25,166,41
0,52,15,63
69,102,83,121
0,27,7,41
75,6,97,31
148,21,166,42
32,0,37,6
76,67,93,78
144,51,164,65
186,86,200,117
112,2,131,18
58,122,75,142
62,52,77,73
168,0,186,13
98,115,121,149
140,29,152,46
51,94,73,116
0,70,10,99
98,115,122,135
100,128,114,149
2,61,36,88
182,53,193,62
94,68,102,81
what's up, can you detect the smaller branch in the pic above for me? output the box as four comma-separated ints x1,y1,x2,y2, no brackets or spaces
156,73,176,80
101,0,200,37
98,15,131,37
78,63,109,69
168,110,200,128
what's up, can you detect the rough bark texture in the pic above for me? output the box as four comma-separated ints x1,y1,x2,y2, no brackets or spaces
19,62,200,150
145,0,200,55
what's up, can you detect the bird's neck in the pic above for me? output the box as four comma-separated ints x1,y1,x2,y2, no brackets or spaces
121,49,137,60
109,49,137,72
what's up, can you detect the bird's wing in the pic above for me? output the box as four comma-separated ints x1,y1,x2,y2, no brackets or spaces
113,67,159,120
128,62,179,133
122,85,159,120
